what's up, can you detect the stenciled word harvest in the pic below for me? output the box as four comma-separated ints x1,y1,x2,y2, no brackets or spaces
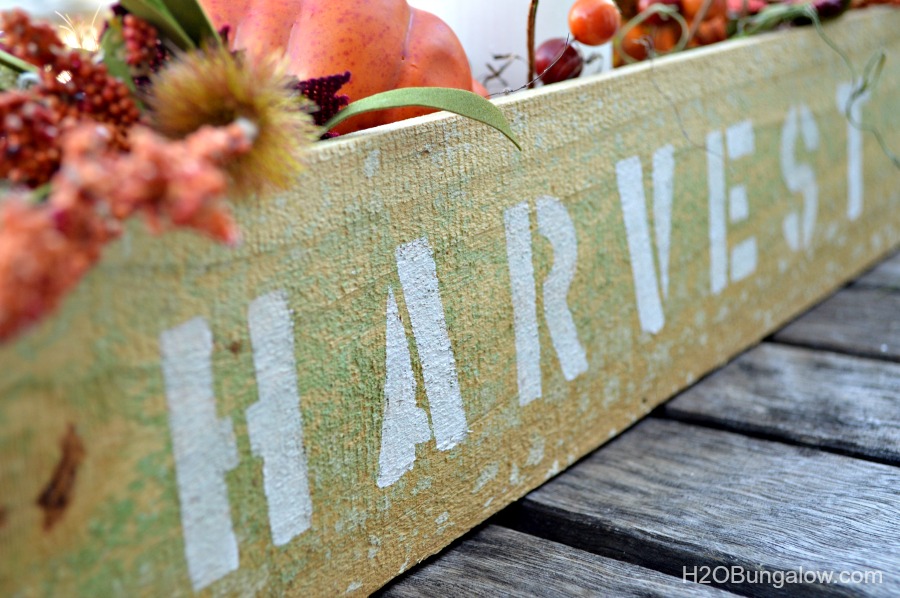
160,87,871,591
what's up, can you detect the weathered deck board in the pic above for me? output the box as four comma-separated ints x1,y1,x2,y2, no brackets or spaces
854,252,900,289
664,343,900,464
379,525,736,598
773,288,900,360
504,419,900,597
392,251,900,595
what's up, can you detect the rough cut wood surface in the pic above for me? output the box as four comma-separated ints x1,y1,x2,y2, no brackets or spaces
380,525,738,597
508,419,900,597
854,251,900,289
1,9,899,597
665,343,900,463
773,288,900,360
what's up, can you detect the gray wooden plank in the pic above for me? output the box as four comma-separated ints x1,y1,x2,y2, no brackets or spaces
854,252,900,290
772,288,900,361
505,419,900,597
380,525,737,598
664,343,900,464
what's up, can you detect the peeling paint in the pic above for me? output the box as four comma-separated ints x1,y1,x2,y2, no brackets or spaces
472,463,499,493
525,437,545,467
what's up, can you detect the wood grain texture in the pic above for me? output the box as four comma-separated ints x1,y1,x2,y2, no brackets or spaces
507,419,900,597
854,251,900,289
1,9,900,596
664,343,900,463
380,525,738,597
773,288,900,360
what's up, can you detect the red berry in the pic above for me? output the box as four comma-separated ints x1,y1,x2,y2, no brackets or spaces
813,0,849,19
568,0,622,46
121,13,165,69
535,38,584,85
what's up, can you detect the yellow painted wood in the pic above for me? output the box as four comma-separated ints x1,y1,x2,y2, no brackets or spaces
2,9,899,596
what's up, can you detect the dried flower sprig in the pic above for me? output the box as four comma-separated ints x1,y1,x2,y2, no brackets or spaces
0,2,519,344
0,120,254,341
0,7,314,342
0,91,62,187
52,122,251,244
1,9,140,163
0,9,67,69
122,14,166,70
149,46,317,196
0,196,105,342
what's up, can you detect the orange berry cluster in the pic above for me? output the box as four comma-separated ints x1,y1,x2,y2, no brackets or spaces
122,14,165,69
617,0,729,64
686,0,729,47
0,92,62,188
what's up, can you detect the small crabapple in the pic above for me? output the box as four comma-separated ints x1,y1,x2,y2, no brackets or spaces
535,38,584,84
568,0,622,46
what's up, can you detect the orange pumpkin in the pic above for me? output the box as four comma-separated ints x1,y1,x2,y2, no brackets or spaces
200,0,475,133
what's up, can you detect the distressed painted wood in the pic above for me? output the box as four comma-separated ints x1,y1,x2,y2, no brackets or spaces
380,525,738,597
507,419,900,597
665,343,900,464
773,287,900,360
1,9,900,596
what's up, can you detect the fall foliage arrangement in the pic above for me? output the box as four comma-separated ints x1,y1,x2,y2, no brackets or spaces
0,0,515,343
0,0,894,343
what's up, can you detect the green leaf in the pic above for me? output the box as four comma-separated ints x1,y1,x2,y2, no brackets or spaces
0,48,38,74
30,183,52,204
120,0,195,50
99,19,141,101
0,67,15,91
323,87,522,151
158,0,219,46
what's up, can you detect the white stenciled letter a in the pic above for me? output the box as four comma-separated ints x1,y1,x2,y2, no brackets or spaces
377,238,468,488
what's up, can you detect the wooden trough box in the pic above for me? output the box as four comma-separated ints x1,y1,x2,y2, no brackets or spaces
2,9,899,596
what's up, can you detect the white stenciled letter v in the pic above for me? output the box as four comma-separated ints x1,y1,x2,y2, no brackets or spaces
616,145,675,334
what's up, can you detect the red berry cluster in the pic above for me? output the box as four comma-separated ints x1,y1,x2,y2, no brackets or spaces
0,10,141,186
296,71,351,131
0,92,62,188
122,14,165,70
0,9,66,68
39,53,141,148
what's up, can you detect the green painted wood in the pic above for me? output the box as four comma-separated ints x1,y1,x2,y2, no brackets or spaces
1,9,900,596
